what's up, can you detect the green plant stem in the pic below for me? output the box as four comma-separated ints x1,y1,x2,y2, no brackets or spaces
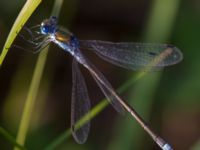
44,100,109,150
43,73,146,150
14,0,64,149
14,49,49,150
108,0,181,149
0,127,26,150
0,0,41,67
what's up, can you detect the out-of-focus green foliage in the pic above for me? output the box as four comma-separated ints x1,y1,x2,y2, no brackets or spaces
108,0,181,149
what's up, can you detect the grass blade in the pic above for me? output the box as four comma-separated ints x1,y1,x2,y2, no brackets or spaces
0,127,26,150
14,0,64,149
108,0,181,149
14,48,50,150
43,73,147,150
0,0,42,66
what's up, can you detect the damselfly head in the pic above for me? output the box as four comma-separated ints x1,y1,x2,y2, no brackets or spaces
40,16,58,35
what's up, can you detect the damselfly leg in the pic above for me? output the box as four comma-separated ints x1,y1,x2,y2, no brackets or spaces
13,26,48,53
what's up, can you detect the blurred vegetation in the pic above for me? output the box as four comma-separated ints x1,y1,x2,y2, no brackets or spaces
0,0,200,150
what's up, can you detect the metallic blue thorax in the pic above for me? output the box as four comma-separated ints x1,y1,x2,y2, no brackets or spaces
56,35,80,56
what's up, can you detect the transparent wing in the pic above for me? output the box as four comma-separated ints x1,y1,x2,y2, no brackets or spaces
71,58,91,144
80,56,125,114
79,40,183,70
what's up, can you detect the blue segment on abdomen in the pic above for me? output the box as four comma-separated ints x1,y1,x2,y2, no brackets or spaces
69,35,79,49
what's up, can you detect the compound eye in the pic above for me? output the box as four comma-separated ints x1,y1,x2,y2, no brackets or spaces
41,25,49,34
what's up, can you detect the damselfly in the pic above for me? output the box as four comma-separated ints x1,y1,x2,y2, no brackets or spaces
15,16,183,150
